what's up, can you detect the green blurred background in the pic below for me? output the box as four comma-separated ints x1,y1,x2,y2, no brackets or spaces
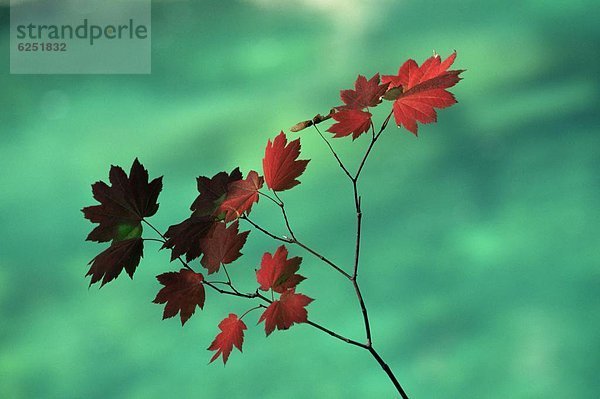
1,0,598,398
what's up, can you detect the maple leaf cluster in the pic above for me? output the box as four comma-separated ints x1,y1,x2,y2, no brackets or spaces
83,129,313,364
327,51,463,137
82,52,463,372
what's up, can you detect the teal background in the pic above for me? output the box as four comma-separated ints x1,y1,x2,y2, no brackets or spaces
1,1,598,398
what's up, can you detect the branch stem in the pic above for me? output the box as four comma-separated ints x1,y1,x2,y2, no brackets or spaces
309,109,408,397
313,124,353,180
241,215,351,279
368,346,410,399
304,320,367,349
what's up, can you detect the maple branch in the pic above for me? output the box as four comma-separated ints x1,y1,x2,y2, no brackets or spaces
205,280,231,286
352,188,362,278
304,320,368,349
312,124,353,180
368,346,410,399
142,218,168,240
310,110,410,397
221,264,248,296
202,279,272,304
143,238,165,244
273,191,296,240
242,212,351,280
258,190,281,206
293,240,351,280
207,282,368,349
349,110,410,398
239,305,263,320
371,120,376,140
306,320,410,399
222,264,235,286
346,111,395,345
240,215,292,243
273,192,352,279
354,110,393,180
349,176,372,347
352,277,371,343
203,280,263,300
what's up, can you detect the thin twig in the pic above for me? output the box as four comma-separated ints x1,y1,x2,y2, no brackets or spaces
313,124,353,180
203,280,260,300
241,215,351,279
240,215,292,243
142,219,168,240
142,219,195,273
354,110,393,180
273,191,296,241
239,305,263,320
304,320,368,349
293,240,351,280
258,190,282,206
143,238,166,244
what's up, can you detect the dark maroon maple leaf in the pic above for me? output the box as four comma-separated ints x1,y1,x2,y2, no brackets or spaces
258,289,313,336
256,245,305,293
218,171,264,222
199,221,250,274
191,168,242,217
382,52,464,135
153,268,205,325
262,132,310,192
327,109,373,140
86,238,144,287
208,313,247,364
338,74,389,110
162,215,214,262
82,158,162,242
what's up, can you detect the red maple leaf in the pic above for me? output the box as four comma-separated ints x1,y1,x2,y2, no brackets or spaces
256,245,305,293
207,313,247,364
86,237,144,287
82,158,162,242
199,221,250,274
153,269,205,326
218,171,264,222
191,168,242,217
338,73,389,110
382,52,464,135
258,289,313,336
163,215,214,262
327,109,373,140
262,132,310,192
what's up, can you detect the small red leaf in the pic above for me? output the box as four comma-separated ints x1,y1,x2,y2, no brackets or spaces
339,73,389,110
153,269,205,325
256,245,305,293
199,221,250,274
208,313,247,364
218,171,264,222
86,237,144,287
262,132,310,192
382,52,463,135
258,289,313,336
327,109,372,140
